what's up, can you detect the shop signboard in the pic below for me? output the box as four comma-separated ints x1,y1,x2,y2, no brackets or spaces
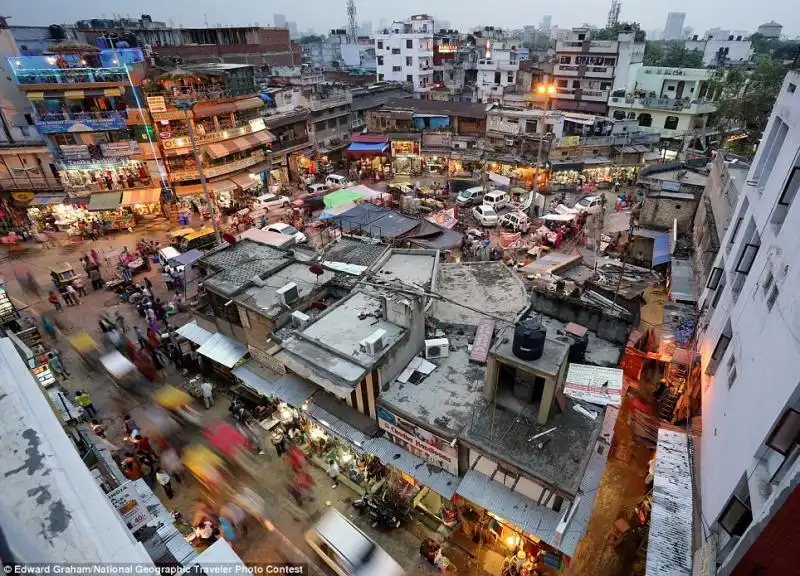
107,481,151,533
377,407,458,475
35,115,127,134
147,96,167,113
249,117,266,132
101,141,139,158
248,345,286,375
59,145,91,161
391,141,419,157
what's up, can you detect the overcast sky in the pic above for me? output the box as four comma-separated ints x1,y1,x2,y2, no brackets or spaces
6,0,795,37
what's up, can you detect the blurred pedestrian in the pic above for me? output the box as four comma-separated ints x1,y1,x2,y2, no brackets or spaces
144,306,156,325
47,352,69,379
48,291,62,311
134,326,147,349
138,451,156,489
115,311,126,333
271,427,286,457
90,249,99,267
42,315,57,340
74,390,97,418
156,467,175,499
133,433,154,455
122,453,143,480
160,447,184,484
65,283,79,305
326,458,340,489
123,414,138,439
201,381,213,409
73,276,87,297
90,419,105,438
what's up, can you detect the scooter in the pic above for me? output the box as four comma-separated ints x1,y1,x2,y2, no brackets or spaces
229,396,254,424
353,494,400,529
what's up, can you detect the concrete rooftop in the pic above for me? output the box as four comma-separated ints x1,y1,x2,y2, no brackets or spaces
201,240,292,296
648,169,708,188
371,249,438,290
380,342,485,438
322,237,389,269
538,315,623,367
461,397,604,494
234,262,336,319
434,262,528,327
492,326,570,378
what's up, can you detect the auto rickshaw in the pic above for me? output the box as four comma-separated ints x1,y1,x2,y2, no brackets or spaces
67,331,101,371
169,227,196,249
182,444,228,492
50,263,77,290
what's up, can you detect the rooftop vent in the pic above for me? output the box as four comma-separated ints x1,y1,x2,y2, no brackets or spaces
291,310,311,329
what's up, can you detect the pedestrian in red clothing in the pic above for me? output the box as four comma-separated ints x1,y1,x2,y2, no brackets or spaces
133,433,154,455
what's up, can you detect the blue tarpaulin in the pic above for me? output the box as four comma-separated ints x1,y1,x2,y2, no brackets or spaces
413,116,450,130
346,142,388,154
174,249,203,266
652,233,671,266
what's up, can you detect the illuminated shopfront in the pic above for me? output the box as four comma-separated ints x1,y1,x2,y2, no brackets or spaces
391,140,421,175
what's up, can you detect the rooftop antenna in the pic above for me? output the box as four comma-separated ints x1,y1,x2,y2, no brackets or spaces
346,0,358,43
204,13,209,27
607,0,622,27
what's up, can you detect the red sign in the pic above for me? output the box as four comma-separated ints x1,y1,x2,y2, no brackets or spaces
469,318,495,364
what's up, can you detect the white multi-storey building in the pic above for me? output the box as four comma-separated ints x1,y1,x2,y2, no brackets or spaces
476,40,520,103
696,70,800,574
375,14,434,93
664,12,686,41
685,36,754,67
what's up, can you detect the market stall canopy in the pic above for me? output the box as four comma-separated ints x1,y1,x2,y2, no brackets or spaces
175,179,238,197
233,360,318,406
323,188,364,209
319,202,358,221
173,249,204,267
345,142,389,157
193,96,264,118
229,171,261,191
204,130,275,160
541,212,577,222
87,191,122,212
196,332,248,368
31,193,66,206
329,204,419,239
176,320,213,346
120,188,161,207
403,219,463,250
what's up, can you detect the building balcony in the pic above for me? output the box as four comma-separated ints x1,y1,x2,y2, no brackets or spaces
551,132,660,148
160,117,267,151
11,67,129,90
34,111,128,134
168,150,267,182
582,65,614,79
271,136,312,154
308,92,352,112
556,40,618,53
554,64,580,76
144,86,259,107
608,95,717,114
55,140,141,165
581,89,610,102
0,177,63,192
554,87,577,100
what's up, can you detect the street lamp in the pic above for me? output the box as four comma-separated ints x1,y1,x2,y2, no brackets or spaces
530,83,557,218
174,98,221,245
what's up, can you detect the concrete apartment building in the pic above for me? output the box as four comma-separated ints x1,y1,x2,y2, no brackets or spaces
695,70,800,574
685,35,754,67
476,39,520,104
607,66,716,140
552,27,644,115
375,15,435,93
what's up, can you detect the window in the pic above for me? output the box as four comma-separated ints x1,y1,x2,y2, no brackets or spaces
327,119,336,129
406,56,412,66
638,113,652,127
559,56,571,64
772,166,800,229
752,118,788,189
728,216,743,248
789,83,797,93
735,242,760,274
705,321,732,375
392,66,402,72
627,112,635,119
377,56,384,66
377,73,384,81
406,74,413,82
557,79,568,88
707,267,724,290
667,85,675,91
612,110,625,120
507,72,514,82
392,48,401,55
572,80,581,89
664,116,679,130
767,285,779,310
406,39,413,49
603,57,616,65
719,495,752,537
767,409,800,455
377,41,383,49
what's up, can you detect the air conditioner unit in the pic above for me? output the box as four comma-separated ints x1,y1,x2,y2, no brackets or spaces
425,338,450,359
505,138,515,146
276,282,299,306
359,329,387,355
291,310,311,329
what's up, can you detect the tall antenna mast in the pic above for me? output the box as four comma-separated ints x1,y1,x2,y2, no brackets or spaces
607,0,622,27
347,0,358,42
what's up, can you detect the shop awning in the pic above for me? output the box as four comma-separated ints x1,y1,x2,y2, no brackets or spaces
196,332,248,369
204,130,275,160
86,191,122,212
305,398,377,448
233,360,318,405
345,142,389,156
363,437,461,499
193,96,265,118
31,193,66,206
120,188,162,207
229,171,261,191
615,145,651,154
550,160,584,172
176,320,213,346
456,470,563,549
173,249,203,267
174,179,238,197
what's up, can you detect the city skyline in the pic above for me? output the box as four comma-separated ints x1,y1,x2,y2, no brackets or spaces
6,0,796,37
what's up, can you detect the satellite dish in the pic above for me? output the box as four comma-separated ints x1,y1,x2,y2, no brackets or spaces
222,232,237,245
309,265,324,283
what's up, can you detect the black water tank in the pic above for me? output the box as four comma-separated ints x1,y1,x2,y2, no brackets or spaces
568,333,589,363
513,318,546,361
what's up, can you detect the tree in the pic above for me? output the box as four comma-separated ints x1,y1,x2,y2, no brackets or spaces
643,42,663,65
644,41,703,67
711,57,787,144
594,22,645,42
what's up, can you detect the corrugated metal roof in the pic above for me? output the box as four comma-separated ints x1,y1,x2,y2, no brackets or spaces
670,259,697,303
233,362,318,405
196,332,248,368
364,437,461,499
176,321,213,345
132,478,197,565
646,430,693,576
306,401,372,447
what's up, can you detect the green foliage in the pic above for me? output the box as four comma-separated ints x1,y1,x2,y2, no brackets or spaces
644,41,703,68
711,57,787,139
594,22,645,42
750,33,800,61
298,35,326,45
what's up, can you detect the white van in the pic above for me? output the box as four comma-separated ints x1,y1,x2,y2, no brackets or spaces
158,246,182,270
483,190,509,211
456,186,486,207
305,508,405,576
325,174,354,189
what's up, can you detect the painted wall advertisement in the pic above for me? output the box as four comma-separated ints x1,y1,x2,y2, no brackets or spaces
107,481,151,533
377,407,458,475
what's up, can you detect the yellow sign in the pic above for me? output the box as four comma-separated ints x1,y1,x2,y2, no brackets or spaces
11,192,35,204
146,96,167,113
248,345,286,375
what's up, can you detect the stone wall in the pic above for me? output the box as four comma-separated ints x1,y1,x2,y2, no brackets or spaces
529,289,633,345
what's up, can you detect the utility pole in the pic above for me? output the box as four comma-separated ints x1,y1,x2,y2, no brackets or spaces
176,100,221,245
529,84,555,218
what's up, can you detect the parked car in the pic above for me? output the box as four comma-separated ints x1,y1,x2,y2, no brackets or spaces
483,190,510,211
293,191,329,211
457,186,487,207
305,508,404,576
472,205,499,227
263,222,307,244
499,211,531,232
325,174,354,189
574,195,602,214
256,193,291,212
306,183,331,194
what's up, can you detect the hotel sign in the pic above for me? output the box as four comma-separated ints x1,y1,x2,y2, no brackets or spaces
36,116,127,134
377,407,458,475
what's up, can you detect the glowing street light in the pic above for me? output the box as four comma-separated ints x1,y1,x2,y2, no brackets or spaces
529,84,557,216
536,84,557,96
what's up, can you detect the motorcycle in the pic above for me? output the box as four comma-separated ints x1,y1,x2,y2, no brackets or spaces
228,396,254,424
353,493,401,529
421,539,457,573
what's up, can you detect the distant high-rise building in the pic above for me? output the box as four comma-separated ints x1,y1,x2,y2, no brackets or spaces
287,21,298,38
274,13,287,28
663,12,686,40
540,15,552,31
359,21,373,37
683,27,693,40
